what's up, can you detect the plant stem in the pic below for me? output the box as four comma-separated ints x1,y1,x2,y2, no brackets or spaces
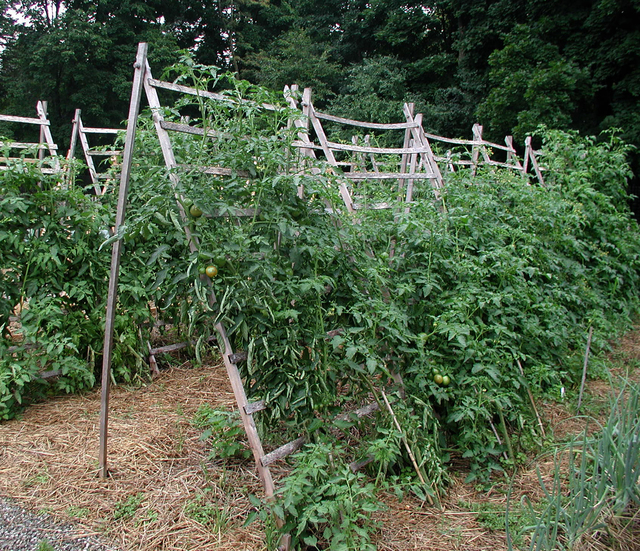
576,326,593,415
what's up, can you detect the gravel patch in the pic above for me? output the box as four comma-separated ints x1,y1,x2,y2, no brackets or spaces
0,497,120,551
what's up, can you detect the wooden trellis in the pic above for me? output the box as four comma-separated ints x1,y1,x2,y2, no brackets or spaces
0,101,60,174
423,123,545,185
99,44,551,548
67,109,123,195
99,38,282,504
285,87,545,189
284,86,444,212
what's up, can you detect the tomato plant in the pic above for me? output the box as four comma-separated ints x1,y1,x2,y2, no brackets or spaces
3,56,640,501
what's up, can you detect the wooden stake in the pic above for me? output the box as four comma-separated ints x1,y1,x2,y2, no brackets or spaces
517,359,546,438
99,42,148,479
577,326,594,415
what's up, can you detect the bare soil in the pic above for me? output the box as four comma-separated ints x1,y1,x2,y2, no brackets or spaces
1,328,639,550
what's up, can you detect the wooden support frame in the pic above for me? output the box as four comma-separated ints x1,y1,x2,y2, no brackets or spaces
98,49,550,547
0,101,61,175
67,109,123,195
98,43,282,511
287,89,444,212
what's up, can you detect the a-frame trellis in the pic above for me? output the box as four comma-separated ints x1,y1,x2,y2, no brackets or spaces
284,85,445,213
285,87,545,190
99,42,286,512
100,44,549,543
0,101,61,174
67,109,123,195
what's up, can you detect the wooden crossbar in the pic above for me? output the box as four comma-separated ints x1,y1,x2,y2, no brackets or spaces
292,139,433,156
0,142,57,150
424,132,515,153
0,114,49,125
82,127,121,135
86,150,121,157
344,172,436,180
160,120,228,139
313,111,419,130
67,109,123,194
148,77,281,113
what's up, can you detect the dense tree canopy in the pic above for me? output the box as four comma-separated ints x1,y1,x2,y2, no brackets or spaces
0,0,638,187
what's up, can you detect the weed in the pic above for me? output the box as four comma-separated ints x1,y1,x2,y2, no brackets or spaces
192,405,251,461
66,505,89,518
113,493,145,521
25,466,51,487
184,495,231,533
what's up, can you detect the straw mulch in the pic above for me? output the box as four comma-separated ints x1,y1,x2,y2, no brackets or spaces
1,326,640,550
0,359,267,550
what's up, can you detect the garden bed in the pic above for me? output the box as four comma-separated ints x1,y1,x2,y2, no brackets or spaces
1,328,639,551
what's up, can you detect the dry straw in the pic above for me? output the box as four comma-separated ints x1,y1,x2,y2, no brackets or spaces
2,327,640,550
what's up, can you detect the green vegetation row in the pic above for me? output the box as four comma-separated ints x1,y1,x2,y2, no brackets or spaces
2,64,640,548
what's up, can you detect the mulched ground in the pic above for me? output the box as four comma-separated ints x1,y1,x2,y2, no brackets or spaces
1,327,639,550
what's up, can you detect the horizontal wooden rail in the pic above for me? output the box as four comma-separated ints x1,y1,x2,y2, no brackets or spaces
437,157,524,171
83,127,121,134
344,171,436,180
149,78,281,113
424,132,514,153
313,111,420,131
325,140,431,156
260,436,306,467
0,142,57,150
258,401,381,467
0,114,49,125
244,400,266,415
149,334,217,356
176,163,250,178
0,166,59,174
86,150,121,157
160,120,228,139
292,139,430,156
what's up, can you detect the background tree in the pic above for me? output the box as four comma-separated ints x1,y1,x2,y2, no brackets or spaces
0,1,179,145
0,0,638,207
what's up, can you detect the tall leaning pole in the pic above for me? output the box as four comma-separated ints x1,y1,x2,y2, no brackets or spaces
98,43,148,478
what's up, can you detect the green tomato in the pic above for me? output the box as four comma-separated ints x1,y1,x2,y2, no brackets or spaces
434,373,444,385
442,375,451,386
190,205,203,218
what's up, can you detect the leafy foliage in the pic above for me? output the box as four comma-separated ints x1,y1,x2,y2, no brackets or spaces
267,442,383,551
2,60,639,516
192,405,251,461
107,63,640,489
